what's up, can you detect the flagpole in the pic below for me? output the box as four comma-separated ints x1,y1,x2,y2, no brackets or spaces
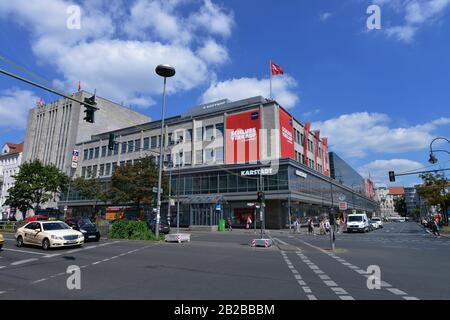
269,59,272,100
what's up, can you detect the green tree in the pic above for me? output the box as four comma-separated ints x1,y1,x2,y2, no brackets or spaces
107,156,167,210
5,160,68,213
394,197,407,217
416,173,450,225
73,176,106,219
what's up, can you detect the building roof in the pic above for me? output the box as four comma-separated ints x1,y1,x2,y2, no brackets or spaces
388,186,405,195
0,142,23,158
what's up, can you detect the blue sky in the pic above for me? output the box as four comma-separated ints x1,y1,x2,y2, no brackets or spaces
0,0,449,187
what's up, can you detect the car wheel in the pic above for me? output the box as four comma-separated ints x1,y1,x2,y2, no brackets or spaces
17,236,23,247
42,238,50,250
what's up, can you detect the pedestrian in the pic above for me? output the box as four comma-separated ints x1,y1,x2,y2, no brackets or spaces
432,218,441,238
293,218,298,233
319,220,325,235
246,216,252,230
227,217,232,231
325,219,331,234
308,219,314,235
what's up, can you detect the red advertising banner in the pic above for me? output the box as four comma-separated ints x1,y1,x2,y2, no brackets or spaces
366,179,375,199
314,130,320,171
322,137,329,176
303,122,311,167
279,107,294,159
226,109,261,164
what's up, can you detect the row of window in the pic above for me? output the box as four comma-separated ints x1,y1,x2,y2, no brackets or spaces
82,124,225,161
81,148,225,178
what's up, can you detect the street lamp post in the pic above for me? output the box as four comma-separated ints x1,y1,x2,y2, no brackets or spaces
155,64,176,239
428,137,450,164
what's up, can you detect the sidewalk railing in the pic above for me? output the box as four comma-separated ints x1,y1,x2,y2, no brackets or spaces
0,221,18,232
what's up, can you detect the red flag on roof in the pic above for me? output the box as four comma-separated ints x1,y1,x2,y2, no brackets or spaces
39,97,43,110
77,80,81,92
271,62,284,75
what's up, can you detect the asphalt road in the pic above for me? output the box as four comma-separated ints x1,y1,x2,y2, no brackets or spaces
0,222,448,300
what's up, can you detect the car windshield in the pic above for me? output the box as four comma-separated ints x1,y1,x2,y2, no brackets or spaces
79,219,94,227
372,218,380,221
42,222,70,231
348,216,363,222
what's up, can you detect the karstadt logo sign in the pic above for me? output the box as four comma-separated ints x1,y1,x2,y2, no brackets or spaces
230,128,257,141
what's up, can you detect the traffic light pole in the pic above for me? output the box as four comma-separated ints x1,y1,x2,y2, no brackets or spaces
0,68,97,109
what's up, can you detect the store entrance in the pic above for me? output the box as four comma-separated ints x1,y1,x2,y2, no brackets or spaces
191,204,219,226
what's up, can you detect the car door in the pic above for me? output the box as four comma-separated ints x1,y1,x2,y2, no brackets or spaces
29,222,42,245
34,222,46,245
23,222,37,244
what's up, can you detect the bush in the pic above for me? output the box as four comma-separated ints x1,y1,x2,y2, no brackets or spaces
109,220,163,241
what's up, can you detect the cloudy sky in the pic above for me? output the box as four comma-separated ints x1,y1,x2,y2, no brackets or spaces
0,0,449,187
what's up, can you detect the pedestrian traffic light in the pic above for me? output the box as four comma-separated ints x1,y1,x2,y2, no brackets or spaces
256,191,265,203
108,133,116,150
388,171,395,182
83,94,97,123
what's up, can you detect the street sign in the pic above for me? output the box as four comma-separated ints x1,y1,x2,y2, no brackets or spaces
247,202,255,207
71,161,78,169
338,193,346,201
72,150,79,162
339,202,347,210
215,203,222,211
152,187,163,193
169,199,175,206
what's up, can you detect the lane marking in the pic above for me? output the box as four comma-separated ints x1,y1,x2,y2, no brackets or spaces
0,291,6,294
11,258,38,265
387,288,407,295
92,261,102,265
32,278,47,284
3,248,47,256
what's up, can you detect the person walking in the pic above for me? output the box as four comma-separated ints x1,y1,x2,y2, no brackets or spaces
227,217,233,231
308,219,314,235
325,219,331,234
296,217,301,234
432,217,441,238
246,215,252,230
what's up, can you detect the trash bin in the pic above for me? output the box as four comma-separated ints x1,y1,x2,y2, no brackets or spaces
218,219,225,232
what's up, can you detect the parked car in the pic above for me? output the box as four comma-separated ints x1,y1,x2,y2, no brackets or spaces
65,217,101,242
0,233,4,250
25,215,49,222
147,219,170,235
371,217,383,229
15,221,84,250
346,213,370,233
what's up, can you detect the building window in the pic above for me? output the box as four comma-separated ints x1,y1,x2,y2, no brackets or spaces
121,142,127,154
186,129,193,142
205,125,214,141
143,137,150,150
105,163,111,176
185,151,192,165
81,167,86,178
112,163,118,174
94,147,100,159
114,143,119,155
89,148,94,160
151,136,157,149
83,149,88,160
195,150,203,165
216,123,224,138
99,164,104,176
215,147,224,163
86,166,92,178
126,160,133,166
92,165,98,177
101,146,107,157
127,140,134,153
195,127,203,142
168,133,174,146
135,139,141,151
120,161,125,167
205,148,214,163
175,130,184,144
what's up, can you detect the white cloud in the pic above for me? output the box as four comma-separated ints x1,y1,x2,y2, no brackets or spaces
189,0,234,37
196,39,229,65
302,109,321,118
0,0,234,108
319,12,332,21
358,159,424,186
0,88,39,129
313,112,450,158
378,0,450,43
201,76,299,108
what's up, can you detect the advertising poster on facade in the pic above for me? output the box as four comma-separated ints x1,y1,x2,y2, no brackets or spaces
226,109,260,164
322,137,329,177
279,107,295,159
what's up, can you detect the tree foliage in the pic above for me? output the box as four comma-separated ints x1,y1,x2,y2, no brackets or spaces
394,197,407,217
5,160,68,212
73,176,107,217
107,156,167,209
417,173,450,224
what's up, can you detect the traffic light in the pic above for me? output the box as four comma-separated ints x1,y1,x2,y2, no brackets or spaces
83,94,97,123
388,171,396,182
256,191,265,204
108,133,116,151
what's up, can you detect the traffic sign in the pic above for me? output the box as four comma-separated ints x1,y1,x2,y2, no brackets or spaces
72,150,79,162
339,202,347,210
152,187,163,193
71,161,78,169
215,203,222,211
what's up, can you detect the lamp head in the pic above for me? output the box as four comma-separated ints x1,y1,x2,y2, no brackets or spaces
155,64,176,78
428,152,438,164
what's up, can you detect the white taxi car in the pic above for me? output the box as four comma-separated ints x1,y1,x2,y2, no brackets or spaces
15,221,84,250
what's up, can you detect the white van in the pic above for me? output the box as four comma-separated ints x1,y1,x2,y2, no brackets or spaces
346,213,370,233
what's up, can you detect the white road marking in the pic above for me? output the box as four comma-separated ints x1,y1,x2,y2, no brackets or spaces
403,296,420,300
0,291,6,295
92,261,102,265
32,278,47,284
340,296,355,300
11,258,38,265
0,266,6,269
387,288,407,295
307,295,317,300
3,248,47,256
